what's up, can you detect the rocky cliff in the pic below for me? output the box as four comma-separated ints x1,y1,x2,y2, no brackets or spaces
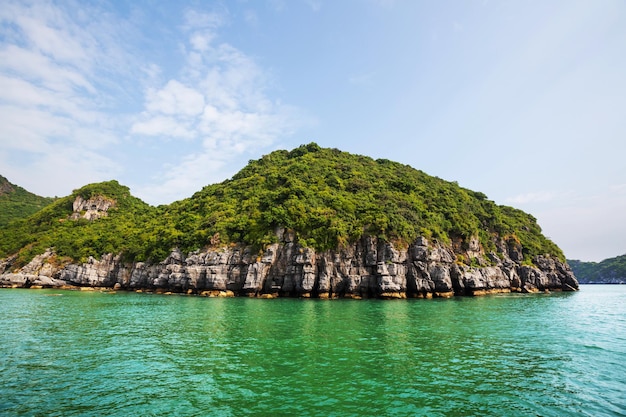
0,231,578,298
69,195,115,221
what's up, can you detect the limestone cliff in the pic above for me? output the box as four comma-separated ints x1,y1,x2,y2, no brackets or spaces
69,195,115,220
0,232,578,297
0,145,580,296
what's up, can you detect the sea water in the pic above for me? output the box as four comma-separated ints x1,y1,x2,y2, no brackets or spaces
0,285,624,416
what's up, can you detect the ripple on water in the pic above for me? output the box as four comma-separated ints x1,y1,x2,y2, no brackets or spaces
0,287,625,416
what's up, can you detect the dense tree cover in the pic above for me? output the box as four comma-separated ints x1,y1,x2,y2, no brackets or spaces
0,175,55,227
0,181,155,266
568,255,626,283
0,144,565,267
171,143,563,260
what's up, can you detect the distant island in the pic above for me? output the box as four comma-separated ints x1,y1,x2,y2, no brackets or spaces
0,175,55,227
568,255,626,284
0,143,578,297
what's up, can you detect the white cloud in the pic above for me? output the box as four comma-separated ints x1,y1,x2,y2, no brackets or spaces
130,9,301,203
131,115,197,140
0,1,136,197
135,151,230,204
183,10,225,54
145,80,205,117
0,74,101,125
0,1,303,204
3,3,84,63
183,9,225,31
0,45,95,94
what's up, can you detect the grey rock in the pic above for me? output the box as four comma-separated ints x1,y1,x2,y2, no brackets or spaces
0,235,579,297
70,196,114,221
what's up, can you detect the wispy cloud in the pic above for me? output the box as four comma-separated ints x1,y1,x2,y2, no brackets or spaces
130,9,301,203
0,2,302,204
0,0,135,194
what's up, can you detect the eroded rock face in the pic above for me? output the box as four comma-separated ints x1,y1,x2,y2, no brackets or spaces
0,235,579,297
70,196,115,220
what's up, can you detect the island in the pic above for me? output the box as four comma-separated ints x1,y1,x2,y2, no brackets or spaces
0,143,579,298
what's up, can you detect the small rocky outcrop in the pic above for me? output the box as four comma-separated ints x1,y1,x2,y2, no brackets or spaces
0,233,579,298
0,178,14,195
69,195,115,220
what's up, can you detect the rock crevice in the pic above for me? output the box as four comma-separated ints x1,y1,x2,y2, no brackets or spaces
0,235,579,297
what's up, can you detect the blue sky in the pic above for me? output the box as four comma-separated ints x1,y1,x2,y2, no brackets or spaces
1,0,625,262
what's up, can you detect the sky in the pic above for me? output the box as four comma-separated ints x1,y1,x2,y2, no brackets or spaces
1,0,625,262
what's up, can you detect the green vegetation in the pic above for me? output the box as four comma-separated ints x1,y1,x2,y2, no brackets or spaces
0,144,565,267
0,175,55,227
568,255,626,284
0,181,154,266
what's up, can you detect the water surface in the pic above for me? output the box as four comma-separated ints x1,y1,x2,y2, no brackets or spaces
1,285,624,416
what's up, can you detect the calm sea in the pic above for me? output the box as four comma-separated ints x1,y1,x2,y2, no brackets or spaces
1,285,624,416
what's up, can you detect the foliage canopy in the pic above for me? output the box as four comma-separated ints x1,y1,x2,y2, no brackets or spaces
0,175,55,227
568,255,626,283
0,144,565,266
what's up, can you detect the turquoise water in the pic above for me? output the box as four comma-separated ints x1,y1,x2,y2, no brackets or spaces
1,286,624,416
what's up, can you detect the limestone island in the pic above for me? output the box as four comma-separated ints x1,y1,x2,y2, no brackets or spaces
0,144,578,298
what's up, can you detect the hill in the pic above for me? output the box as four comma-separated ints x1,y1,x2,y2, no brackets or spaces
0,175,55,227
0,180,153,266
568,255,626,284
167,143,563,259
0,143,564,266
0,144,578,297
